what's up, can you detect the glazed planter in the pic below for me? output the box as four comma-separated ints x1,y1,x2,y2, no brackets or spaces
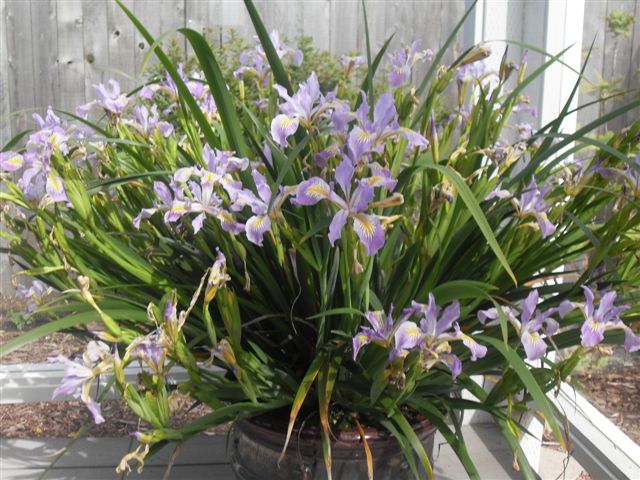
229,413,436,480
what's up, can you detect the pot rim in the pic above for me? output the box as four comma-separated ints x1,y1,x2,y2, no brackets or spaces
236,410,435,448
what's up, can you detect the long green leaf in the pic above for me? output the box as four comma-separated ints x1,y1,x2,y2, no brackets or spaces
479,335,566,450
243,0,291,93
391,410,434,480
179,28,250,158
516,97,640,183
0,308,147,357
86,171,172,195
408,398,481,480
361,0,375,112
2,129,31,152
278,349,327,463
424,163,517,285
354,34,395,110
317,352,342,480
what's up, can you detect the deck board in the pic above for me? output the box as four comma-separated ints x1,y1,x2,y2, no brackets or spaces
1,425,532,479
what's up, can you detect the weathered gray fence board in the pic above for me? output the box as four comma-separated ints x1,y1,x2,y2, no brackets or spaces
106,0,137,92
5,0,36,134
57,0,86,114
31,0,60,114
82,0,110,101
303,0,331,52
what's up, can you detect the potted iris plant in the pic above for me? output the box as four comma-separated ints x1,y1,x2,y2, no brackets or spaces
1,1,639,478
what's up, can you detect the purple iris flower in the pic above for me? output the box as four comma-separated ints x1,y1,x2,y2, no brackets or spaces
234,30,302,85
138,85,157,100
271,74,355,147
159,64,206,100
50,341,114,424
517,290,559,360
128,331,166,374
341,55,366,77
579,286,636,351
133,181,188,229
457,61,486,83
293,157,387,255
25,153,68,203
515,122,535,141
352,309,395,359
95,80,129,114
348,92,427,162
486,179,556,239
186,173,223,234
3,110,70,204
127,105,174,138
512,101,538,117
77,80,129,116
352,306,423,362
597,154,640,194
237,170,273,246
408,294,487,378
16,279,54,313
627,153,640,193
478,290,559,361
0,151,24,172
134,147,250,235
271,72,322,147
515,179,556,238
387,40,433,88
268,30,303,66
341,55,366,69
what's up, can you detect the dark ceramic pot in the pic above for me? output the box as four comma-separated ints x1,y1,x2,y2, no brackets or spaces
229,413,436,480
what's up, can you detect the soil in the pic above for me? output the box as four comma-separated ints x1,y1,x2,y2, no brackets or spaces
0,295,85,364
571,348,640,445
0,399,225,438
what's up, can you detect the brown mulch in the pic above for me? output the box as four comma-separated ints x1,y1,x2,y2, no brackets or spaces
0,399,226,438
572,350,640,445
0,295,85,364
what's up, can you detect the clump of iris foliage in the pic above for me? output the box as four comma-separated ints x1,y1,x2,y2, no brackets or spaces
1,0,639,478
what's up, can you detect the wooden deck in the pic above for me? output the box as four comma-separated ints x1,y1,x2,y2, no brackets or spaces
0,424,586,479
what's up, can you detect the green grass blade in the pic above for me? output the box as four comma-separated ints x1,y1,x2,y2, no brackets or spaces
354,34,395,111
278,349,327,463
317,352,342,480
361,0,375,112
479,335,566,450
179,28,250,158
391,409,434,479
0,308,147,357
2,129,31,152
408,398,480,480
379,419,420,479
86,171,172,195
243,0,292,93
424,163,517,285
